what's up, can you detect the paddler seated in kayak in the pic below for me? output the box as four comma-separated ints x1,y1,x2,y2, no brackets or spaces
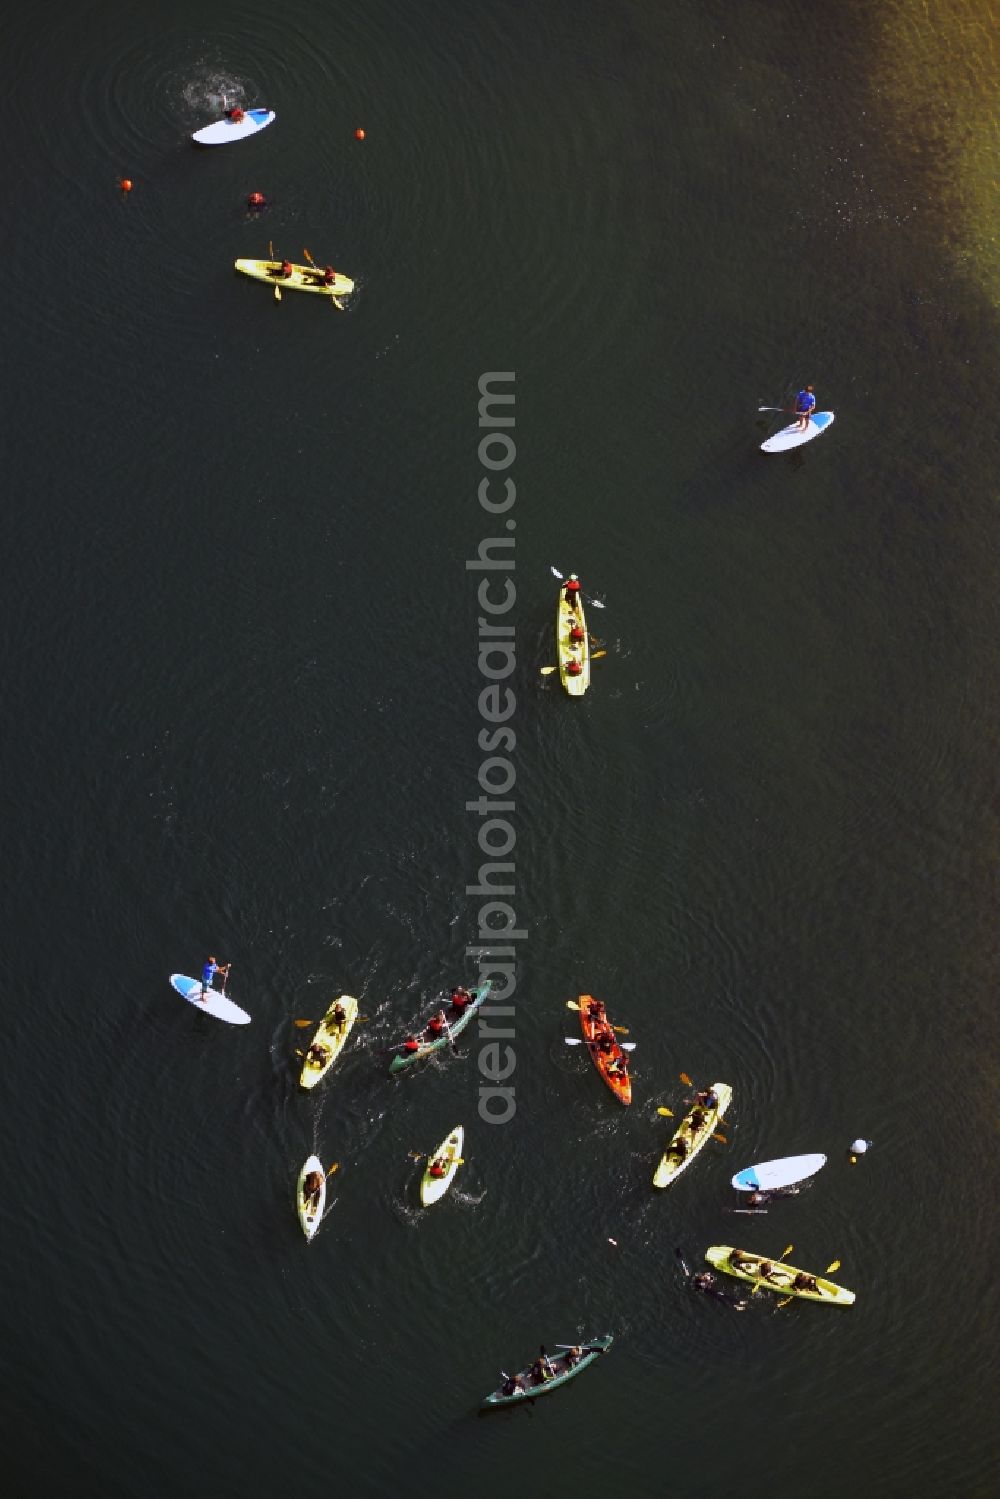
566,658,583,677
689,1108,707,1131
529,1356,554,1385
693,1088,718,1110
563,1346,584,1367
302,1169,324,1206
607,1055,628,1079
425,1009,448,1038
597,1030,615,1055
729,1250,758,1272
568,622,585,645
793,1272,819,1293
402,1036,422,1054
564,575,582,610
310,265,337,286
306,1042,330,1067
270,259,293,279
200,956,229,997
331,1001,348,1029
428,1157,448,1180
449,985,472,1013
758,1260,792,1286
501,1373,525,1397
668,1137,689,1160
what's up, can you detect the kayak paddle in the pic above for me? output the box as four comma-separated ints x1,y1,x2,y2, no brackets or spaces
564,1038,636,1051
548,567,606,609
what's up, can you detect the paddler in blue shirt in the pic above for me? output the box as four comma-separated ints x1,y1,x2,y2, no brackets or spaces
200,956,229,998
794,385,817,430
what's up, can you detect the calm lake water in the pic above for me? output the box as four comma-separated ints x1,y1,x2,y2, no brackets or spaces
3,2,998,1495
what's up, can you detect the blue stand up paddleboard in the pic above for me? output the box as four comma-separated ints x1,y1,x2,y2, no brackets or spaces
732,1153,826,1192
761,411,835,453
169,973,251,1025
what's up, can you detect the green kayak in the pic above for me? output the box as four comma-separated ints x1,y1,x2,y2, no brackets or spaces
388,981,491,1072
482,1336,613,1407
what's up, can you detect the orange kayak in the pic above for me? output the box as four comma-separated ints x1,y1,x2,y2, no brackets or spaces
579,994,632,1105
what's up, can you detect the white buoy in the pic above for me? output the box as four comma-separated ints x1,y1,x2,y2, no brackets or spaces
850,1139,869,1154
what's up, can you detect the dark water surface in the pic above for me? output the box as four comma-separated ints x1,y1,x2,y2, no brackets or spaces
3,2,998,1495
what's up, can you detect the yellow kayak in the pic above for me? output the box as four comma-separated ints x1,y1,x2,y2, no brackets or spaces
556,577,590,695
235,259,355,297
420,1126,464,1206
705,1246,856,1305
299,995,358,1090
653,1083,731,1189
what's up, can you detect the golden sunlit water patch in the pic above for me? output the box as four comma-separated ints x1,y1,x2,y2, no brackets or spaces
871,0,1000,306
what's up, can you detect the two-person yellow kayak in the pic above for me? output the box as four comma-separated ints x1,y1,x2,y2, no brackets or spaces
235,259,355,297
299,995,359,1090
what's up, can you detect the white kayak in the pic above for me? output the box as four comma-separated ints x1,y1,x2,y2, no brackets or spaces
732,1153,827,1192
761,411,835,452
296,1154,327,1240
192,109,275,146
169,973,251,1026
419,1126,464,1206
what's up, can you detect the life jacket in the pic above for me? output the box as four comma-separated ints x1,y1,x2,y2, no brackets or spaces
404,1038,420,1052
427,1018,444,1035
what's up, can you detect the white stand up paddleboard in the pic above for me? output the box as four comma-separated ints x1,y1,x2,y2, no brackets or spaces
731,1153,826,1192
170,973,251,1025
192,109,275,146
761,411,835,453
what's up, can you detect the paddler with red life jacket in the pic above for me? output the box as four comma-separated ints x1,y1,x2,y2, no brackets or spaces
449,985,472,1013
402,1036,421,1054
564,574,582,609
569,621,585,646
271,259,293,279
428,1157,448,1179
426,1009,448,1038
227,106,245,123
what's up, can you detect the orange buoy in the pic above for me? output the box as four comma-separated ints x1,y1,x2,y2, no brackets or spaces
119,177,133,193
354,127,365,140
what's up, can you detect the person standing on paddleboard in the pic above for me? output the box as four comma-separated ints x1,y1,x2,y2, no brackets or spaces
201,956,229,998
794,385,817,431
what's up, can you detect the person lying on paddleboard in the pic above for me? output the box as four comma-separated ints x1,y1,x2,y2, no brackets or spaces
794,385,817,430
200,956,229,997
744,1185,803,1207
